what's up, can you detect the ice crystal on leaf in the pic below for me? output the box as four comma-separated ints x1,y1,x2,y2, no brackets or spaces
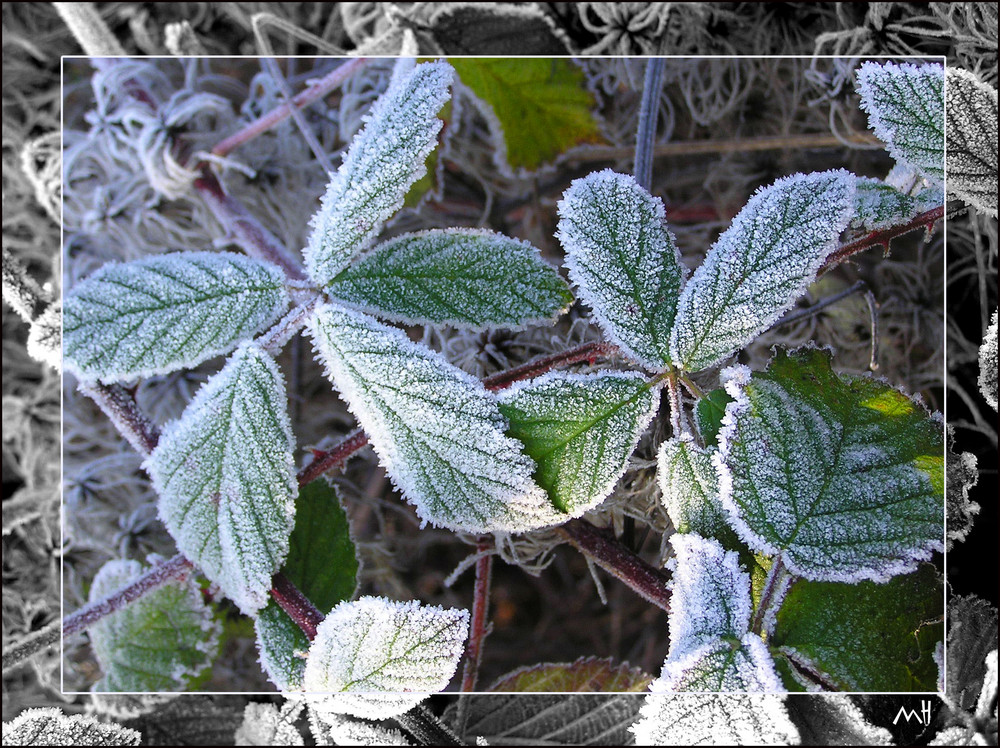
234,702,305,746
669,171,855,372
657,434,726,536
87,558,220,692
309,304,564,534
303,596,468,720
308,711,413,746
304,61,454,288
146,342,297,615
717,347,944,583
655,635,784,692
667,534,752,660
63,252,290,383
856,61,945,185
1,708,141,746
980,309,998,410
326,228,573,330
850,177,942,232
496,371,659,515
557,169,684,371
630,694,798,746
945,68,998,217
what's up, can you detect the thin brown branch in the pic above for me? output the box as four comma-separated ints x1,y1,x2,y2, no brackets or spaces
77,381,160,456
460,543,493,692
297,429,370,486
558,519,672,613
271,572,324,640
820,204,945,274
482,341,617,391
2,621,60,673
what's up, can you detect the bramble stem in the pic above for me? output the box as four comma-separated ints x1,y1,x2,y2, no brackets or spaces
665,369,683,436
820,204,945,273
395,704,464,747
193,168,307,280
2,621,60,674
460,543,493,692
270,572,324,640
77,381,160,456
558,519,672,613
482,341,617,391
63,554,194,638
634,57,666,192
750,555,791,636
297,429,370,486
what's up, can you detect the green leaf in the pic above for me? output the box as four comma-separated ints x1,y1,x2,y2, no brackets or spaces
557,170,684,370
86,559,220,692
669,171,855,372
147,342,297,615
451,58,602,172
856,61,945,184
1,708,141,746
327,229,572,330
655,635,783,692
303,596,469,719
255,481,359,691
309,304,564,534
486,656,653,692
694,388,734,447
850,177,941,232
945,68,998,217
304,61,454,287
496,371,659,515
632,695,799,746
718,347,944,583
657,434,727,536
63,252,289,383
771,564,943,691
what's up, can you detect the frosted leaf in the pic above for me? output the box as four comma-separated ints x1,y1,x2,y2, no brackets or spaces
929,726,976,746
850,177,942,232
654,635,784,693
63,252,290,383
87,559,220,692
1,708,141,746
657,434,727,536
303,596,468,720
255,603,310,691
718,347,944,583
980,309,998,410
309,712,413,746
788,695,893,746
557,169,684,370
496,370,659,515
946,68,998,217
304,61,454,287
946,442,979,548
326,229,573,330
668,534,752,661
234,702,305,746
26,301,61,371
309,304,564,534
146,342,297,615
669,171,855,372
631,694,799,746
978,650,998,719
856,61,945,184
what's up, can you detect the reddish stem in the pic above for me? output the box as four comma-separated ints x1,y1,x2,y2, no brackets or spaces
77,381,160,456
821,204,945,273
63,554,194,637
270,572,324,640
297,429,370,487
482,341,617,391
460,543,494,692
558,519,672,613
211,58,370,158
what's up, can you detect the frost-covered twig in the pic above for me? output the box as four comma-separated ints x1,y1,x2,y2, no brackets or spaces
62,554,194,637
270,572,324,640
558,519,672,613
77,381,160,457
1,621,60,674
481,341,617,391
820,204,946,272
634,57,666,191
394,704,464,747
460,543,493,693
193,168,308,280
53,2,125,56
298,428,371,486
2,244,50,322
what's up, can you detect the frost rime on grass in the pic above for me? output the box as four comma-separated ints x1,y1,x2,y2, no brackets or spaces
146,342,297,615
303,596,468,720
63,252,290,383
557,169,684,371
668,171,855,372
304,61,454,287
309,303,564,534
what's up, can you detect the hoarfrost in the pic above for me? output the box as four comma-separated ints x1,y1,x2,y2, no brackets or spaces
63,251,289,383
631,694,799,745
496,370,659,515
304,61,454,287
851,176,941,232
234,702,305,746
655,635,784,693
669,171,855,372
303,596,468,720
667,534,753,660
856,61,945,185
657,434,727,536
557,169,684,371
1,708,142,746
326,228,572,330
308,711,413,746
979,309,998,410
309,304,565,534
945,68,998,217
146,342,297,615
